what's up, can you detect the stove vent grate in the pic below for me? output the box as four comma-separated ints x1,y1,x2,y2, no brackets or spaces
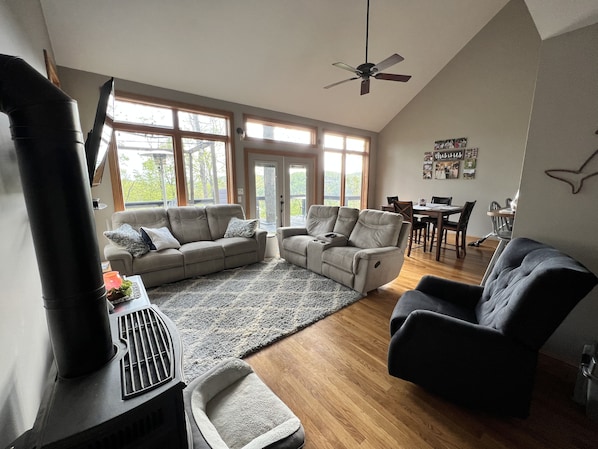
118,307,174,399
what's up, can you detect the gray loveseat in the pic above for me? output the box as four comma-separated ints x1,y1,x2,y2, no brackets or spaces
104,204,266,287
277,205,411,294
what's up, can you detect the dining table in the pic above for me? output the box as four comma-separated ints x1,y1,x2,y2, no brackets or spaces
413,204,464,261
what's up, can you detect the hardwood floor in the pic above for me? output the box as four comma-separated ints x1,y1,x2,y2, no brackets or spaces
245,239,598,449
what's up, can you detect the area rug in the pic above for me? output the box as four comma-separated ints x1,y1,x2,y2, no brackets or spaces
147,258,363,380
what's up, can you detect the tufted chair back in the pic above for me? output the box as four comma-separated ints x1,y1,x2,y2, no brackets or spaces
476,238,597,350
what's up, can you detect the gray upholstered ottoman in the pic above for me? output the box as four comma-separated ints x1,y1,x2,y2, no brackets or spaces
183,358,305,449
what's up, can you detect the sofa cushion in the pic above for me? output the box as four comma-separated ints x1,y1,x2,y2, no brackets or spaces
132,248,184,273
112,208,169,231
216,237,259,257
333,207,359,237
224,217,259,238
179,241,225,264
103,224,149,257
321,246,361,273
348,210,403,249
282,235,314,257
305,205,339,236
167,206,212,244
206,204,245,240
141,226,181,251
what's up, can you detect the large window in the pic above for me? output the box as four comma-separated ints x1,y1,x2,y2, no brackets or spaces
110,95,233,210
323,132,369,208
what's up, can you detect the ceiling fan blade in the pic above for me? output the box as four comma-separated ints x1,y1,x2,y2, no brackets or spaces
371,53,404,73
374,73,412,82
360,78,370,95
324,77,359,89
332,62,359,74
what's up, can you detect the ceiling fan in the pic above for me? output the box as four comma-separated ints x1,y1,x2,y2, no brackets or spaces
324,0,411,95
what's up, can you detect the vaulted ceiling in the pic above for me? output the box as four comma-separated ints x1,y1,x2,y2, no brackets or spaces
40,0,598,132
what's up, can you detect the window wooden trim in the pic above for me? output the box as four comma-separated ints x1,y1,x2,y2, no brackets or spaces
109,92,235,210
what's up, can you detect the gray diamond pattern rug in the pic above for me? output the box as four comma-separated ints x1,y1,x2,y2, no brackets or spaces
147,258,364,380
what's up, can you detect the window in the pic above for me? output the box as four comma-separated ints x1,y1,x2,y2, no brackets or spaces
244,116,316,145
110,95,233,210
323,132,369,208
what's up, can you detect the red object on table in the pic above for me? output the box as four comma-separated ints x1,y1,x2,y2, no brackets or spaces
103,271,123,291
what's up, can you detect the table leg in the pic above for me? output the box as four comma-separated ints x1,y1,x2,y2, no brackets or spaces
435,213,443,261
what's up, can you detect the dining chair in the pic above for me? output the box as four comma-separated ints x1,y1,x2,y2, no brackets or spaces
430,200,476,258
489,200,513,241
421,196,453,237
431,196,452,205
393,200,427,256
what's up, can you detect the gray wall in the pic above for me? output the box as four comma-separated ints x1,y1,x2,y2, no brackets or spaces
514,22,598,364
0,0,54,446
375,0,541,239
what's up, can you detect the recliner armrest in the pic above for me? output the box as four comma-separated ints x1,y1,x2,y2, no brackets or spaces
276,227,308,239
415,275,483,309
388,309,531,374
104,243,133,275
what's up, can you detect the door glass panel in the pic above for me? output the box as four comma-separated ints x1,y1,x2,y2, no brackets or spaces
324,151,342,206
254,162,278,232
345,154,363,208
289,164,307,227
115,131,176,209
182,138,228,205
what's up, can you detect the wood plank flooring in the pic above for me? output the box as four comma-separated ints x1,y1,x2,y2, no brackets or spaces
245,239,598,449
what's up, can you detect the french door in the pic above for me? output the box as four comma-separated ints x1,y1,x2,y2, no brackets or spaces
246,152,316,233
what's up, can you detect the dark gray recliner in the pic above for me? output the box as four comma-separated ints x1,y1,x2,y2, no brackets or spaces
388,237,597,417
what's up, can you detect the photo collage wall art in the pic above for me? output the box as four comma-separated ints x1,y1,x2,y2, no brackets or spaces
423,137,478,180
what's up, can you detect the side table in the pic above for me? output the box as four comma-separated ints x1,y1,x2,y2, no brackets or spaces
110,275,150,315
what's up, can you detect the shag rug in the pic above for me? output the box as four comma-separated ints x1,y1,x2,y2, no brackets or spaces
147,258,363,380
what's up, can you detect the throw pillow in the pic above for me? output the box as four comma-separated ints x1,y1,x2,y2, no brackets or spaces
224,217,258,238
140,226,181,251
104,224,149,257
140,228,157,250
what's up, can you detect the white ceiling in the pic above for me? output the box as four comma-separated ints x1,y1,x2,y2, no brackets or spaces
39,0,598,132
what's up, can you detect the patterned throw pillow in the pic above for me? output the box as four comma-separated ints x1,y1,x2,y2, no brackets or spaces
104,224,149,257
224,217,258,238
140,226,181,251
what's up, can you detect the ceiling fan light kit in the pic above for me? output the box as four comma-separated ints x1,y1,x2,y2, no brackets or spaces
324,0,411,95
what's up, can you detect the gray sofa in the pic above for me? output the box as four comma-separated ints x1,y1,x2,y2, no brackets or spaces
104,204,267,287
276,205,411,294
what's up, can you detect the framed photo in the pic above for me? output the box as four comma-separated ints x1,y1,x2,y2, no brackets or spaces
434,161,460,180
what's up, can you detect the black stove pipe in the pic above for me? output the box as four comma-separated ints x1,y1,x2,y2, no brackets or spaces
0,55,113,378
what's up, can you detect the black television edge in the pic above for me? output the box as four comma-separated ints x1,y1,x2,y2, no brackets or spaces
85,77,114,187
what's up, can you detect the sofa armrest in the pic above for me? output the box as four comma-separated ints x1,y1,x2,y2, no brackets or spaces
253,228,267,261
354,246,401,261
397,221,411,251
276,227,307,239
415,275,483,309
104,243,133,275
352,246,405,294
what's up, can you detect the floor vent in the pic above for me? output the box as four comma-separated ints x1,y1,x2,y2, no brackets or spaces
118,307,174,399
